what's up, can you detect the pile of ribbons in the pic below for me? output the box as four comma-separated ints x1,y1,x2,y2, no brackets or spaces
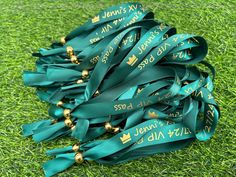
22,3,220,177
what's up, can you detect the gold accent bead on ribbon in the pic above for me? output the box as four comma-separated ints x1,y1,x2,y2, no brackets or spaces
60,37,66,44
71,55,80,64
56,101,64,107
112,127,120,133
64,118,73,128
93,90,100,97
66,46,74,58
77,79,84,84
104,122,112,131
63,109,71,119
104,122,120,133
72,143,80,152
74,152,84,164
82,70,89,78
71,125,76,130
51,119,57,124
66,47,80,64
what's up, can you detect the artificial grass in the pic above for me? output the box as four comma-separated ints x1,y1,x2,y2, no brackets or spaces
0,0,235,176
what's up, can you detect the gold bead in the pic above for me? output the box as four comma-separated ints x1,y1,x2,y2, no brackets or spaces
76,79,84,84
112,127,120,134
56,101,64,107
105,122,120,133
71,125,76,130
66,46,74,57
60,37,66,44
72,144,80,152
64,118,73,127
104,122,113,131
93,90,100,97
82,70,89,78
183,81,189,85
63,109,71,118
74,152,84,164
51,119,57,124
71,55,80,64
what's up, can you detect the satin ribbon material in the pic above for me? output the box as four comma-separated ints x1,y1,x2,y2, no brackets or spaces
21,3,220,177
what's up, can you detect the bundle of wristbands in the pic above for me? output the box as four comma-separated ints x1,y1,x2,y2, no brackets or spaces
22,3,220,177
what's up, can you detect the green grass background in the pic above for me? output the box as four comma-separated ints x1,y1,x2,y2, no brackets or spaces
0,0,235,176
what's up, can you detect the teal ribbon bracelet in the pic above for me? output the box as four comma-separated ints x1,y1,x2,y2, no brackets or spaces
21,3,220,177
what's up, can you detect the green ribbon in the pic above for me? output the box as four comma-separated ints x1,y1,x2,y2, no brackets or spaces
43,77,219,175
21,3,220,177
22,30,207,142
23,2,155,103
